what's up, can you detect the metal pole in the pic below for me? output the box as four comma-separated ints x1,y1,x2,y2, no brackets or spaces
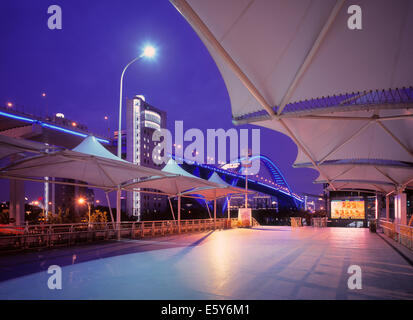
178,195,181,233
105,192,116,229
227,196,230,220
88,203,91,228
205,199,211,219
118,56,142,158
116,186,121,239
168,197,176,220
245,172,248,209
214,198,216,229
386,195,390,222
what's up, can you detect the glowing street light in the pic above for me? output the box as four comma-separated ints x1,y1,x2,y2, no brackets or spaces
142,45,156,58
117,44,157,158
6,102,13,108
77,197,91,227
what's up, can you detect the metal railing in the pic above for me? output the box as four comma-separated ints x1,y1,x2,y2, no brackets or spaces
379,219,413,250
312,217,328,228
0,218,231,253
290,217,303,228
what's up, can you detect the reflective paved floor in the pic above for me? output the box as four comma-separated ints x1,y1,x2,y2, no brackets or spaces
0,226,412,299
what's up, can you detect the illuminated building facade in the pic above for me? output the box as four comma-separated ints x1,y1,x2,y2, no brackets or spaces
126,95,167,220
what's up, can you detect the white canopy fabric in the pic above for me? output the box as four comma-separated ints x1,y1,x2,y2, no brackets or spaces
162,158,200,178
171,0,413,194
182,171,252,201
208,172,230,186
0,135,49,160
122,174,214,196
181,186,248,201
171,0,413,118
0,136,168,190
72,135,126,162
122,159,220,195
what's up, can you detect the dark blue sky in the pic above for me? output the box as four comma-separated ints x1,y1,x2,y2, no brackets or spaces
0,0,322,201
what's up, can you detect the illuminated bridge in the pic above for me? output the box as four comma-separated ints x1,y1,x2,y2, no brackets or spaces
0,106,110,149
176,155,304,211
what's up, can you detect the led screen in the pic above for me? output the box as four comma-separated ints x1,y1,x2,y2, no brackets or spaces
331,200,365,219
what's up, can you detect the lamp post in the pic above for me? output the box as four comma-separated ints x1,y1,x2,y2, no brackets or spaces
241,149,252,209
117,45,156,158
78,197,91,228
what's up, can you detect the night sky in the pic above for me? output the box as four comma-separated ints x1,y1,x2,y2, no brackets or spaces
0,0,322,202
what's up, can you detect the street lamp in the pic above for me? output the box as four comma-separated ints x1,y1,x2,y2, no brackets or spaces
78,197,91,227
117,45,156,158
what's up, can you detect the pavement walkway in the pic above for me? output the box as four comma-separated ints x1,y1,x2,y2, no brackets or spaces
0,226,412,299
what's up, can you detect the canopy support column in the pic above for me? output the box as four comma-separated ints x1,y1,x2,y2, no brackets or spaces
375,194,379,220
214,198,216,229
227,196,231,220
105,191,115,229
116,186,121,240
395,192,407,227
9,179,24,226
168,197,176,220
178,195,181,233
205,200,212,219
386,195,390,222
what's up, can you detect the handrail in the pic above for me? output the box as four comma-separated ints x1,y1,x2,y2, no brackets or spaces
378,219,412,250
0,218,232,253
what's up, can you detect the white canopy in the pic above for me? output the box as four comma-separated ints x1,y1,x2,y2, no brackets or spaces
0,136,169,190
0,135,49,160
72,135,126,162
122,158,219,195
181,185,249,201
171,0,413,194
208,172,230,186
180,172,251,200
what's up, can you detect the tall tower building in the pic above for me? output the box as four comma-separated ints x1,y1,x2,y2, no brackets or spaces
126,95,167,220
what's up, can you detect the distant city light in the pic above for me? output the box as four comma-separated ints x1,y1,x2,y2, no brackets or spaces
104,116,108,120
55,113,65,118
6,102,13,108
72,122,77,127
42,93,46,97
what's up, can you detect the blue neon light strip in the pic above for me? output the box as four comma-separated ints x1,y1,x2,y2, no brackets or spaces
41,123,109,144
0,110,109,144
0,111,35,123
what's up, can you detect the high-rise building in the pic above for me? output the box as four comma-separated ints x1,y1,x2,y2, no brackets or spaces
125,95,167,220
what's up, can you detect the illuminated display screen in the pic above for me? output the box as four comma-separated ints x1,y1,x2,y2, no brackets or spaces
331,200,365,219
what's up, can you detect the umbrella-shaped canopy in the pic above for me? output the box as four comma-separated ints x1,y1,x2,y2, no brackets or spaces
122,158,219,195
0,135,49,160
180,171,254,201
171,0,413,194
181,185,253,201
72,136,126,162
311,161,413,193
0,136,169,190
208,172,230,186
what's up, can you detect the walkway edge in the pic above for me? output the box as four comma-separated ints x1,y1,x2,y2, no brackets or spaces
375,231,413,267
